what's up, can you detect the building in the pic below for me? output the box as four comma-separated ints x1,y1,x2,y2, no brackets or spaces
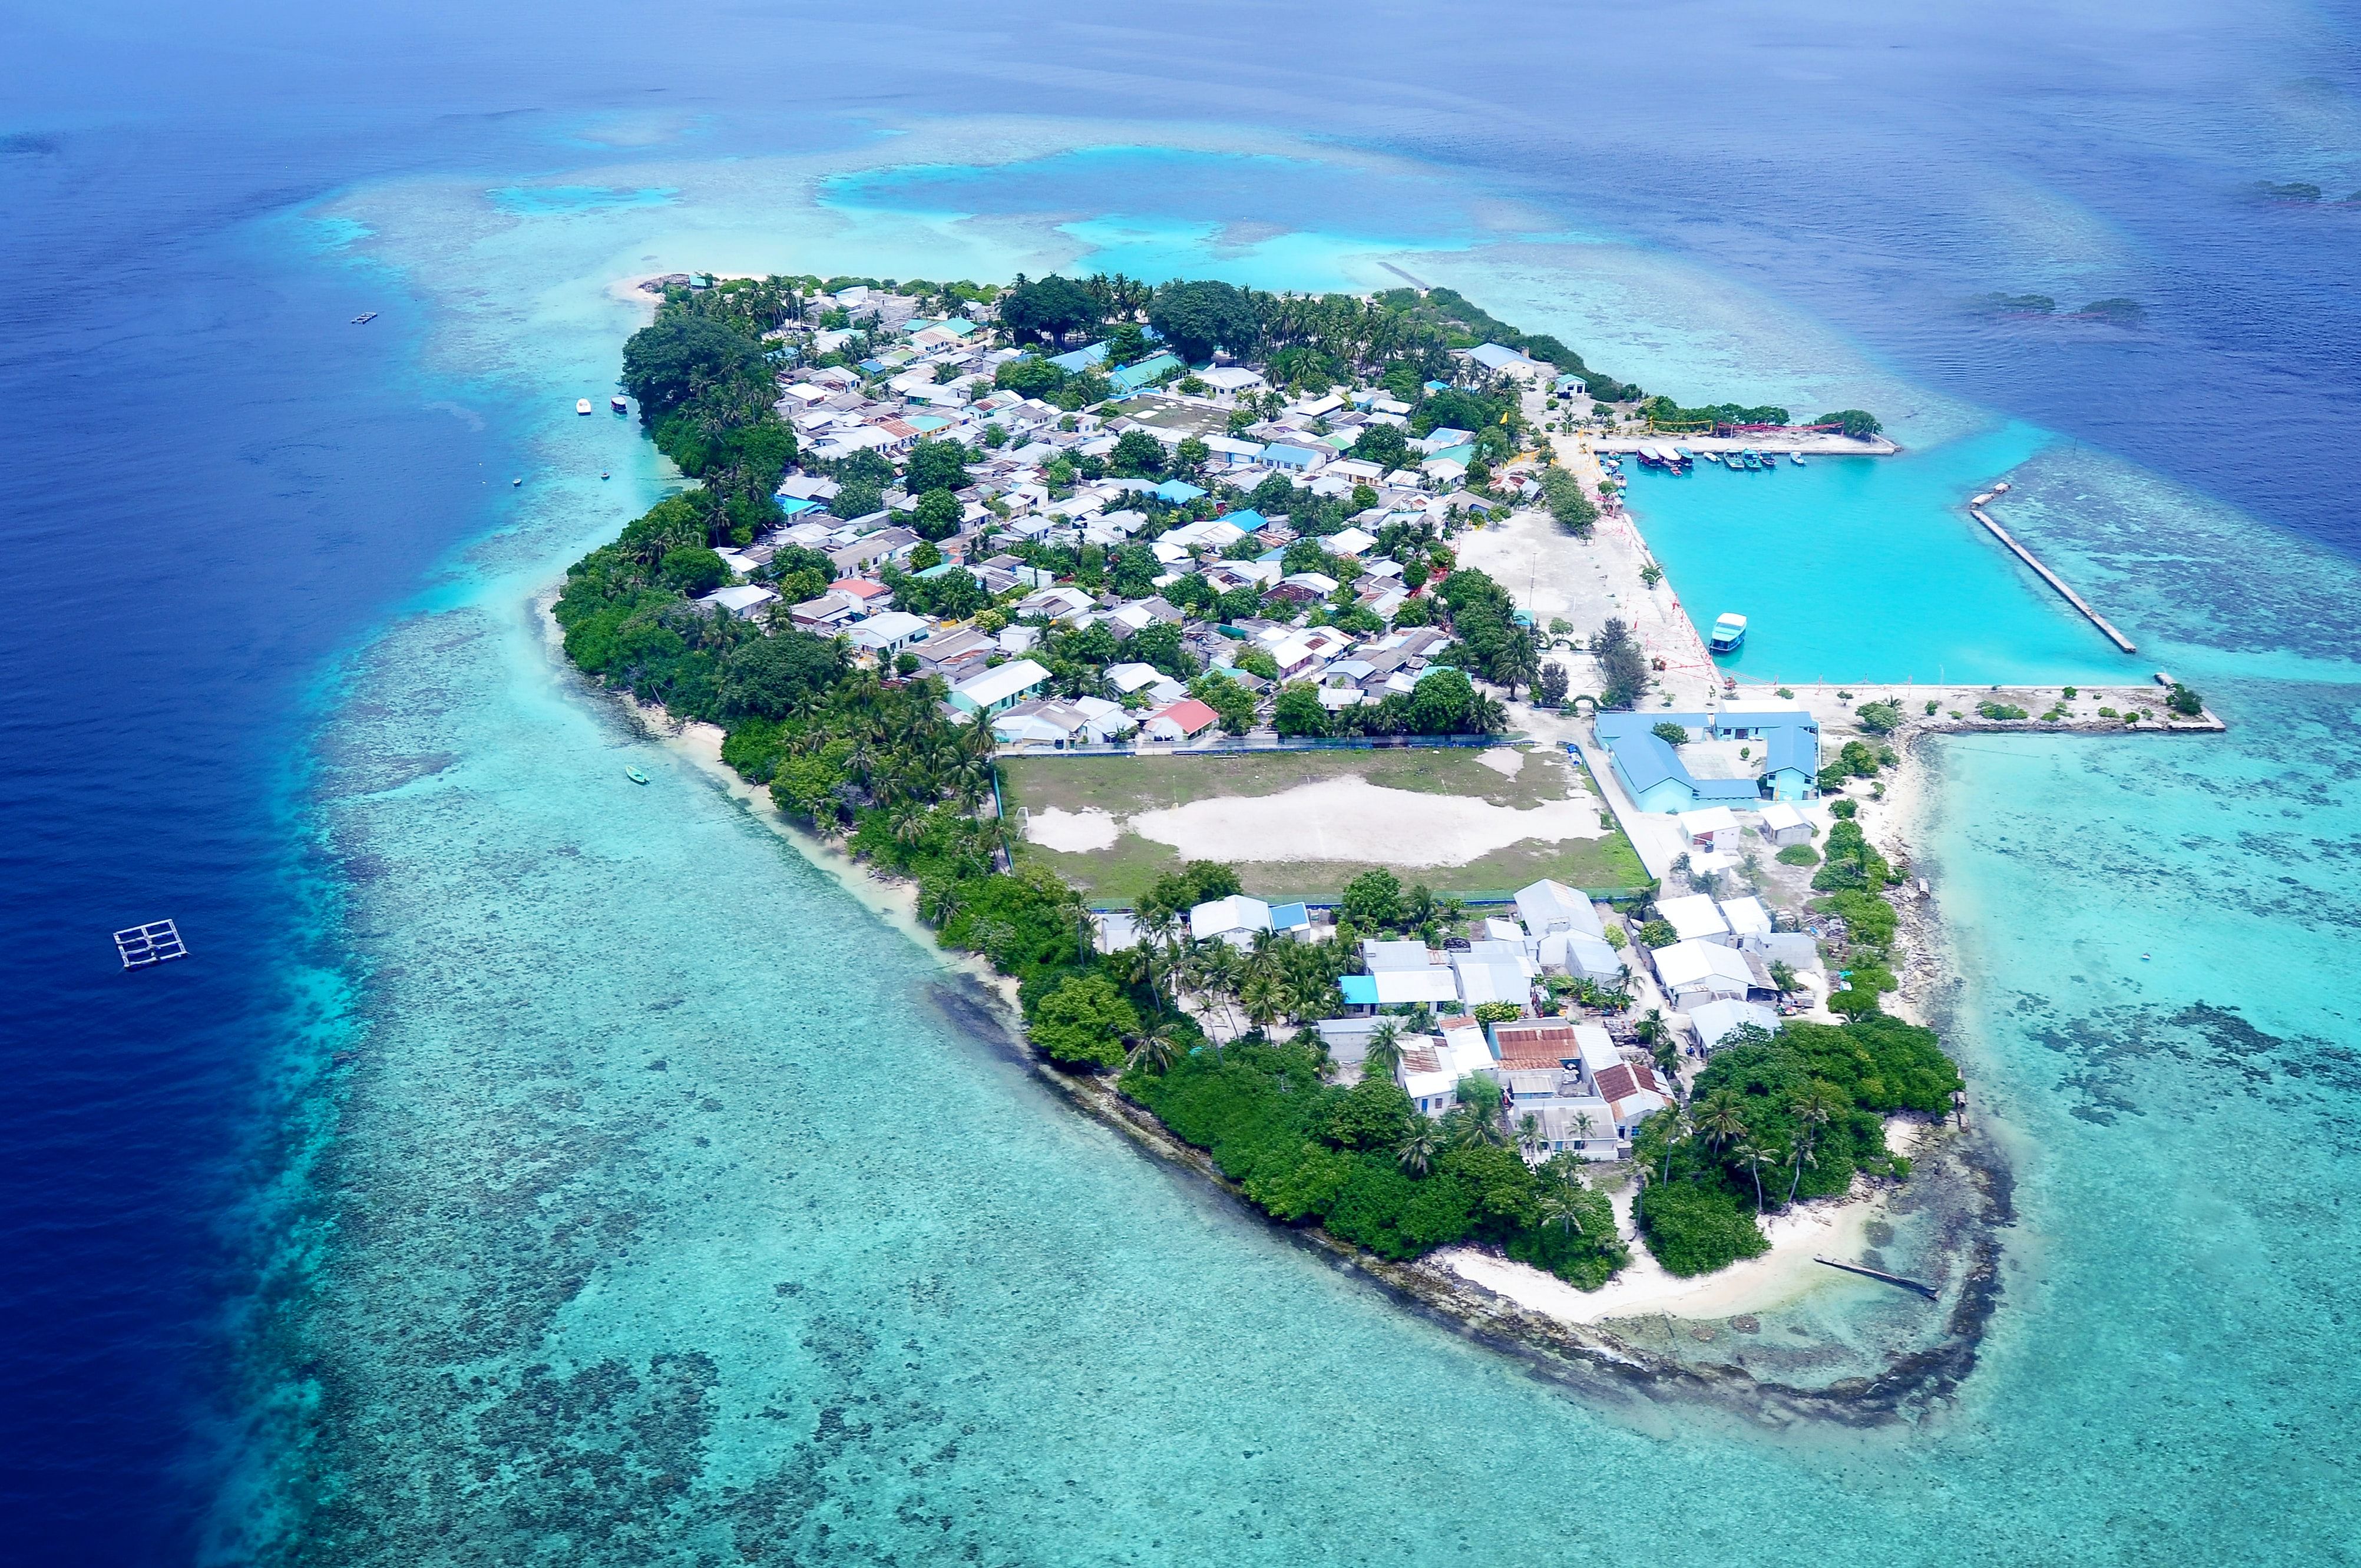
1756,802,1813,847
1655,893,1732,945
1190,894,1272,947
844,610,929,659
1676,806,1742,854
1396,1024,1499,1119
1651,938,1760,1008
1593,708,1820,812
991,696,1133,749
1538,930,1626,987
947,658,1050,715
1515,878,1604,939
1718,895,1774,941
1142,697,1219,743
1689,998,1781,1051
698,583,779,618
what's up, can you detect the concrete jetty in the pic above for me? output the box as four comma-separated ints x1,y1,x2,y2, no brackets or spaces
1966,502,2138,654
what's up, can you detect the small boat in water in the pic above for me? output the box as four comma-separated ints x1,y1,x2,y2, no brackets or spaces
1790,451,1806,467
611,395,629,415
350,312,376,325
625,765,649,785
576,398,594,415
1709,613,1748,654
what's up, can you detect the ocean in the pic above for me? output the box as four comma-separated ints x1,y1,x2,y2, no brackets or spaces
3,2,2357,1562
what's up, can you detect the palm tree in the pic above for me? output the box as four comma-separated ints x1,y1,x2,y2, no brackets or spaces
1537,1185,1587,1238
1396,1122,1440,1177
1656,1104,1690,1187
1698,1092,1748,1156
1363,1021,1404,1082
1785,1137,1821,1208
1733,1139,1775,1214
1570,1109,1599,1155
1517,1112,1545,1164
1124,1024,1180,1077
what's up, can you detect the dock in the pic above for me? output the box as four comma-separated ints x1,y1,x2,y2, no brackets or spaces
1814,1255,1939,1299
1966,500,2137,654
114,918,189,970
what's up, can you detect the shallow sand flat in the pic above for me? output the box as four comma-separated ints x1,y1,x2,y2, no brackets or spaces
1127,774,1609,868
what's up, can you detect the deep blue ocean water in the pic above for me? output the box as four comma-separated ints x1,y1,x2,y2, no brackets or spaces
4,3,2359,1563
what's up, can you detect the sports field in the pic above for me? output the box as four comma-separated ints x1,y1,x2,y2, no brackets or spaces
998,744,1648,908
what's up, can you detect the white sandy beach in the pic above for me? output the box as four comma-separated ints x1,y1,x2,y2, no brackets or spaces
1125,773,1609,865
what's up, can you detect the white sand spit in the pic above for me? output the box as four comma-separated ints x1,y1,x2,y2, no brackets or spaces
1127,775,1606,868
1434,1184,1878,1325
1477,746,1527,778
1026,806,1120,852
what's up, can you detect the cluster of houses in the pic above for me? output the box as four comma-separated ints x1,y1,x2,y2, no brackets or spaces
687,283,1579,747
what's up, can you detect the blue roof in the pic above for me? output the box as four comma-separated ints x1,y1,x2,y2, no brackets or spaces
1765,725,1817,775
1263,443,1321,466
1049,342,1109,373
1431,444,1476,465
1609,731,1683,795
1270,902,1310,930
1255,547,1285,563
1222,509,1268,530
1340,975,1379,1005
1153,479,1207,503
1111,353,1183,392
912,562,961,580
776,497,819,516
1424,379,1450,392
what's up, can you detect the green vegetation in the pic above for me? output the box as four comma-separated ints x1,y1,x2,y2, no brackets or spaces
1127,1037,1625,1286
1641,396,1790,429
1633,1015,1956,1273
1539,467,1597,537
1976,701,2030,720
2166,683,2205,717
1590,618,1648,710
1813,409,1884,439
1853,700,1903,735
1651,720,1688,747
1775,843,1821,866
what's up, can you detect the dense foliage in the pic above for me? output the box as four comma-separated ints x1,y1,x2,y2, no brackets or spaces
1126,1038,1625,1286
1633,1016,1956,1275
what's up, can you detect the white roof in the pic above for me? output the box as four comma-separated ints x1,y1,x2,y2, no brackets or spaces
1363,939,1439,972
1653,939,1755,994
845,610,929,648
1690,998,1781,1049
1718,896,1774,939
1189,894,1272,942
1515,878,1602,938
1572,1024,1621,1082
951,658,1049,708
1656,893,1731,944
1198,366,1266,391
1543,931,1625,981
699,584,777,614
1373,967,1463,1005
1482,917,1526,943
1103,661,1166,694
1758,802,1808,832
1678,806,1741,836
1450,955,1530,1007
1327,526,1378,555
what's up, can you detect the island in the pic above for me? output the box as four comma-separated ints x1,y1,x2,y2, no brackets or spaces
553,269,2216,1412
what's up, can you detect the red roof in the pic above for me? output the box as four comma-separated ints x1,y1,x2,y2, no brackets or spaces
831,578,890,600
1152,698,1218,736
1492,1021,1580,1070
1594,1061,1664,1106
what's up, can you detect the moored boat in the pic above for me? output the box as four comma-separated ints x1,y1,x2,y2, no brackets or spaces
1790,451,1806,466
576,398,594,415
611,395,630,414
1709,612,1748,654
625,765,649,785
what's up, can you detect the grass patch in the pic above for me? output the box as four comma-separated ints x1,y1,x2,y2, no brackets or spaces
1001,747,1646,907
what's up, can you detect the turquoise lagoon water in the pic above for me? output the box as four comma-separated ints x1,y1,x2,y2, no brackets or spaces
1621,425,2135,686
214,134,2361,1563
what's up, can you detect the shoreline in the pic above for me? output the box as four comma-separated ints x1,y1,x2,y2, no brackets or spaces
539,587,2011,1423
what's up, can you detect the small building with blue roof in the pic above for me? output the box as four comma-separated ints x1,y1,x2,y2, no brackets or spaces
1110,353,1183,392
1153,479,1207,504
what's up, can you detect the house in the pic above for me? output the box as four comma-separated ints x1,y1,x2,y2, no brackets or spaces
991,696,1133,749
699,583,778,618
1196,366,1267,396
1757,802,1813,848
1202,435,1267,468
1515,878,1604,939
1269,901,1314,938
1110,353,1183,392
1676,806,1742,854
1741,931,1824,980
1142,697,1220,743
1591,1059,1669,1143
1655,893,1732,945
947,658,1050,715
1104,661,1174,696
828,528,921,575
1014,584,1098,623
1451,948,1532,1009
1338,955,1462,1008
1467,342,1548,379
1490,1019,1583,1070
1538,930,1626,987
912,626,997,679
789,591,862,631
1718,896,1774,942
1689,998,1781,1051
1190,894,1272,947
844,610,930,659
1651,938,1759,1008
1260,442,1327,474
1152,479,1207,504
1395,1028,1500,1119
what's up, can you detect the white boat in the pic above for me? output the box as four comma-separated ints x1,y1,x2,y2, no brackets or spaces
576,398,594,415
1789,451,1806,467
611,395,630,414
1708,613,1748,654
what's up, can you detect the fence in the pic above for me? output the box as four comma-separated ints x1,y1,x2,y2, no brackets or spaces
998,732,1517,760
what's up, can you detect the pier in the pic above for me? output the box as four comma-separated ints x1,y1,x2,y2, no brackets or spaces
1966,492,2137,654
1814,1256,1939,1300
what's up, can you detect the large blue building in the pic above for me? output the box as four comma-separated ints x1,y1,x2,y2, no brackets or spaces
1592,706,1818,813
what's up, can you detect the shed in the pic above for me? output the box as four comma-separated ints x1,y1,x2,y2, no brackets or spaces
1756,802,1813,847
1515,878,1603,939
1655,893,1732,946
1689,998,1781,1051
